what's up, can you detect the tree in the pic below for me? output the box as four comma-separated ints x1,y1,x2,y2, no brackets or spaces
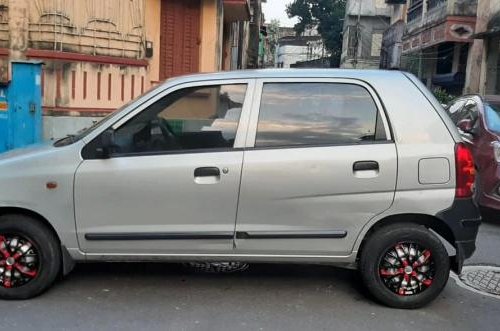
266,19,281,67
286,0,346,67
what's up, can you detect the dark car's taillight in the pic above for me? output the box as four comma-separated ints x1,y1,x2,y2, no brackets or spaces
455,143,475,198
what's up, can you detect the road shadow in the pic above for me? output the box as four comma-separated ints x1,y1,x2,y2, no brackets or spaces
480,207,500,225
57,262,371,301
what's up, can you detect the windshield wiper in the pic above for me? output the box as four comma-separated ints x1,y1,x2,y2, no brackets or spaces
53,134,76,147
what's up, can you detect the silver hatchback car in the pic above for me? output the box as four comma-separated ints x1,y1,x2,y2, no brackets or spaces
0,69,480,308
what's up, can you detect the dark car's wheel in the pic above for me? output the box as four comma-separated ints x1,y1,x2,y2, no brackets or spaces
0,214,61,299
360,223,450,309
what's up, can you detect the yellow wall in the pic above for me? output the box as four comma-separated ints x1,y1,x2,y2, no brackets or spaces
145,0,161,83
200,0,221,72
42,62,149,114
22,0,229,115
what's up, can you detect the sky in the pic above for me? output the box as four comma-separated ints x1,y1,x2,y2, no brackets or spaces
262,0,298,27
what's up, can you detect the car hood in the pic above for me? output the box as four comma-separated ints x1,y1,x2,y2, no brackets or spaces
0,142,57,164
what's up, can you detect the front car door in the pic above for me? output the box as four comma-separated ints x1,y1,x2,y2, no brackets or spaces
75,79,254,255
235,78,397,257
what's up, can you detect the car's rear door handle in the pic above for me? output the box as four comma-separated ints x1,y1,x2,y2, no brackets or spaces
353,161,379,172
194,167,220,177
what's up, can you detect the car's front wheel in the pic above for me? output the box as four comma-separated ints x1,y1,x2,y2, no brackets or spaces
0,214,61,299
360,223,450,308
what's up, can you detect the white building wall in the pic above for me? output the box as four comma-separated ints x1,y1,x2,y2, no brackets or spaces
277,45,307,68
277,44,325,68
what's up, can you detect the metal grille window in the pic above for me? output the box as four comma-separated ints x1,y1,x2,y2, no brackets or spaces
407,0,423,22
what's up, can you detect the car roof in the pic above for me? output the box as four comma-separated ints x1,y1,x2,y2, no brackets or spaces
163,68,407,84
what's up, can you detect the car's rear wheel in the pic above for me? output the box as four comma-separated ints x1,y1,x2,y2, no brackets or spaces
0,214,61,299
360,223,450,308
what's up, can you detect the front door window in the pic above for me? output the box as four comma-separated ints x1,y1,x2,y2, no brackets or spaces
109,84,247,155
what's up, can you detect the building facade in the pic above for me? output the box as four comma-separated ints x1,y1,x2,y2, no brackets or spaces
340,0,391,69
276,35,327,68
380,1,407,69
259,23,295,68
1,0,257,139
246,0,265,69
465,0,500,95
400,0,477,95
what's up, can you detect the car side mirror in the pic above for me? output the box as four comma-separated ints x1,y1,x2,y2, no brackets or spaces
98,129,117,158
457,119,474,134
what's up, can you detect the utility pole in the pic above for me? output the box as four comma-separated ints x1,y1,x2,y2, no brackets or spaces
352,0,362,69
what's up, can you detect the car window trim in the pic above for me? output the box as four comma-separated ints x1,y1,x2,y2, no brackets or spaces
244,140,395,151
101,140,395,159
107,147,246,158
244,78,393,149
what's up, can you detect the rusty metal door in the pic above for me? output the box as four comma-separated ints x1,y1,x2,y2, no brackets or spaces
160,0,201,80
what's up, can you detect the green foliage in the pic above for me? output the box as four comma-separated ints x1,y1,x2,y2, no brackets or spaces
432,87,454,105
267,19,280,44
286,0,313,36
286,0,346,67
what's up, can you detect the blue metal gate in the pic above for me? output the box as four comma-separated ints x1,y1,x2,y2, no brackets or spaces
0,61,43,153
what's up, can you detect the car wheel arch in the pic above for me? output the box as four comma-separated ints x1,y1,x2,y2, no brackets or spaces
0,207,74,276
355,213,456,262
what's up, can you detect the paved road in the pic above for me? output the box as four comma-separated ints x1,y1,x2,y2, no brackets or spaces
1,224,500,331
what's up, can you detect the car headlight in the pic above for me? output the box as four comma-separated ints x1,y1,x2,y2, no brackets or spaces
492,141,500,162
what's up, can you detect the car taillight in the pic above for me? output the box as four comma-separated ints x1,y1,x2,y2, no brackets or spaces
455,143,475,198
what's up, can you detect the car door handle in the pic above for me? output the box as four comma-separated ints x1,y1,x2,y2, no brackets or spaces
353,161,379,172
194,167,220,177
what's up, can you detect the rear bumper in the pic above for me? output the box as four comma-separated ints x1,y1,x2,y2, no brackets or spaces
435,198,481,273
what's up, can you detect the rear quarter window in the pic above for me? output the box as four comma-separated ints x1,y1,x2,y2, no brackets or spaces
255,82,387,147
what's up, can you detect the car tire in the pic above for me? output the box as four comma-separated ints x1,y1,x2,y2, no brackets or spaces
0,214,61,299
360,223,450,309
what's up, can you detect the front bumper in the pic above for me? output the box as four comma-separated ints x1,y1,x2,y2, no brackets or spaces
435,198,481,273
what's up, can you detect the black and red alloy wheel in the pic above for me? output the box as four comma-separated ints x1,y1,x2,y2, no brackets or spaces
378,242,435,296
0,234,39,289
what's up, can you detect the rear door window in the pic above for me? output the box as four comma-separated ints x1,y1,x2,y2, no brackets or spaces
254,83,386,147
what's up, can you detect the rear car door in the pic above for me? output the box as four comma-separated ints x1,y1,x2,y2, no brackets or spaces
75,80,254,254
235,78,397,256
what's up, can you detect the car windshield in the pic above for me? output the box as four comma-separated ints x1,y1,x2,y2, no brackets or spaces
485,102,500,133
52,105,127,147
53,83,166,147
